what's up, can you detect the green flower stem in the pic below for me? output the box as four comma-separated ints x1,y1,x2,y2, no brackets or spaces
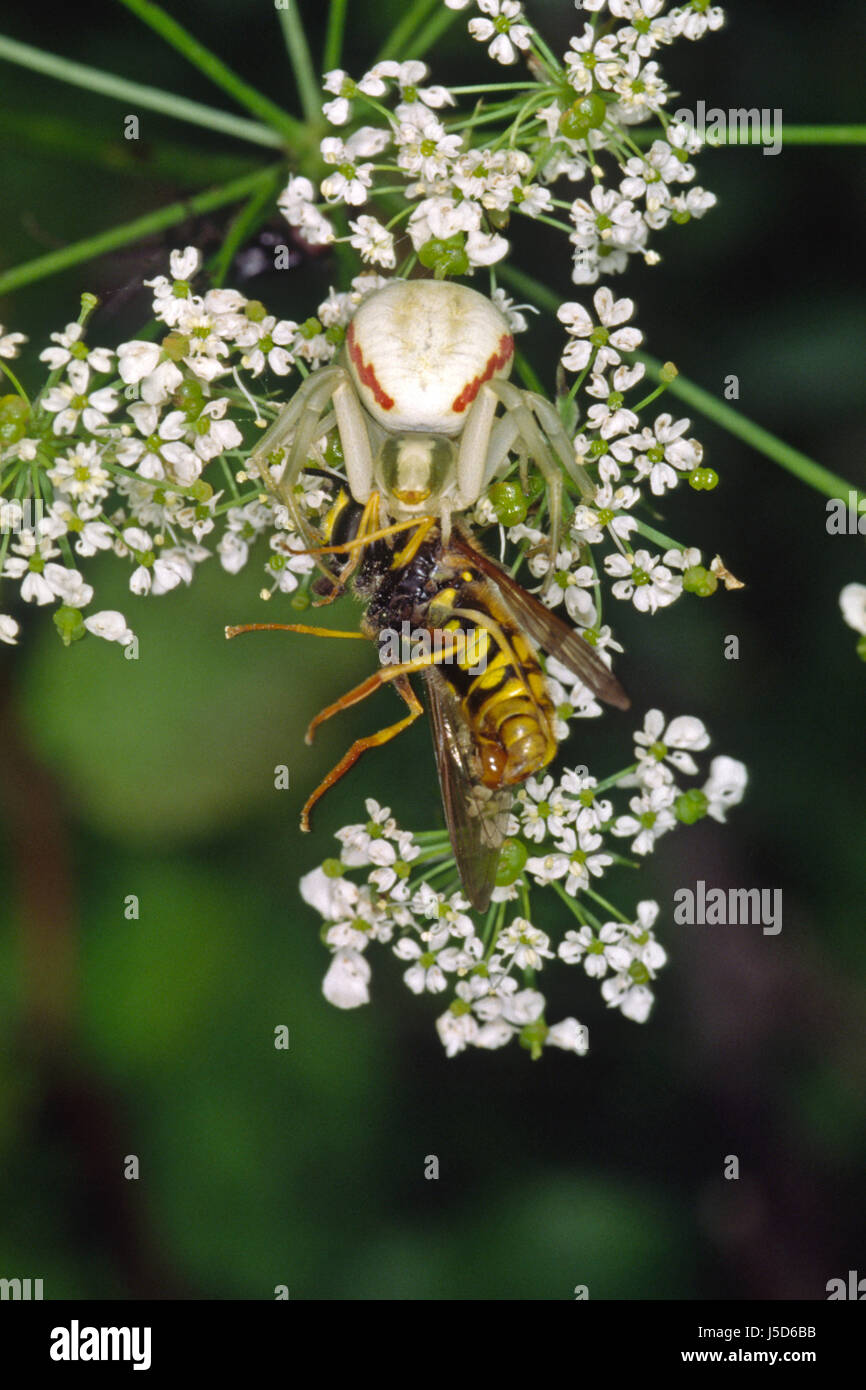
406,3,461,61
277,0,324,128
527,29,563,77
582,885,631,923
0,165,283,297
0,110,259,186
637,351,866,506
324,0,350,73
208,166,286,286
451,83,539,94
220,457,242,503
0,33,285,149
0,361,29,402
499,264,864,506
631,123,866,147
374,0,440,63
116,0,302,144
594,764,639,794
551,880,597,929
100,460,199,497
633,519,685,553
514,351,545,395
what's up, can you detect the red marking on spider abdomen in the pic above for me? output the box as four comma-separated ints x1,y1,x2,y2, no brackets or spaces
451,333,514,413
347,322,395,411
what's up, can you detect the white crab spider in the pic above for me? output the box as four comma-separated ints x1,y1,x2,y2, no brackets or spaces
249,279,593,558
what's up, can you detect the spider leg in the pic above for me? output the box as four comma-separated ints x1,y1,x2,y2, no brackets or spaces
523,390,595,500
484,379,565,561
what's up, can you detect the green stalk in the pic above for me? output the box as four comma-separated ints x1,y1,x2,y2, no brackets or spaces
406,3,461,60
0,110,259,185
582,886,631,923
632,519,684,553
374,0,439,63
323,0,350,73
631,123,866,148
0,32,285,148
277,0,323,127
638,351,866,505
0,361,29,402
499,264,864,506
116,0,301,143
208,166,286,286
0,165,282,297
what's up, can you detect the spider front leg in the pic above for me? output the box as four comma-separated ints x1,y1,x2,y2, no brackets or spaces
454,382,564,561
247,367,376,542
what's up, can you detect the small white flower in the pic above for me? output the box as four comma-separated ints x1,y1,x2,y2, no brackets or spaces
559,923,631,977
473,1019,515,1050
436,1005,479,1056
39,322,113,373
300,867,359,920
393,938,448,995
84,610,134,644
558,286,643,373
703,756,748,823
611,782,677,855
545,1018,589,1054
322,66,388,126
348,215,396,268
604,548,682,613
323,949,371,1009
602,973,654,1023
468,0,532,67
634,708,710,776
0,324,27,359
839,583,866,635
320,127,389,205
632,413,702,494
500,987,545,1025
169,246,201,280
47,441,111,506
0,614,20,643
496,917,554,969
41,361,119,435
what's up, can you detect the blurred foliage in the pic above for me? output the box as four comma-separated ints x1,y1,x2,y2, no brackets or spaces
0,0,865,1300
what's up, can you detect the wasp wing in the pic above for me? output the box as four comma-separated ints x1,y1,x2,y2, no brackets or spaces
424,666,513,914
450,530,630,710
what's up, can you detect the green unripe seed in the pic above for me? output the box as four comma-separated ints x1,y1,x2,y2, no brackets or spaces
689,466,719,491
418,233,470,279
683,565,718,597
495,837,529,886
0,394,30,443
489,481,528,526
53,605,86,647
675,788,709,824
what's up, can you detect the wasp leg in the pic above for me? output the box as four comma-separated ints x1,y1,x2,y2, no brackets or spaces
304,636,461,745
300,677,423,831
225,622,368,641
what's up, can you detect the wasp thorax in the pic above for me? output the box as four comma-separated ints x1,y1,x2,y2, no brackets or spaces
376,434,456,513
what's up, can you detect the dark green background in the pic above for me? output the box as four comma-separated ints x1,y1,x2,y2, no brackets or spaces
0,0,864,1299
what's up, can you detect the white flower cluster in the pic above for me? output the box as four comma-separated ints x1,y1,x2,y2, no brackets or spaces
0,250,400,645
300,718,747,1058
279,0,723,285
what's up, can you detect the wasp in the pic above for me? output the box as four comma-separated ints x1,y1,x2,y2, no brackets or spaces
226,279,629,911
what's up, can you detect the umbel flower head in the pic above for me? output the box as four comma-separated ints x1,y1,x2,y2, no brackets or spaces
0,0,759,1060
